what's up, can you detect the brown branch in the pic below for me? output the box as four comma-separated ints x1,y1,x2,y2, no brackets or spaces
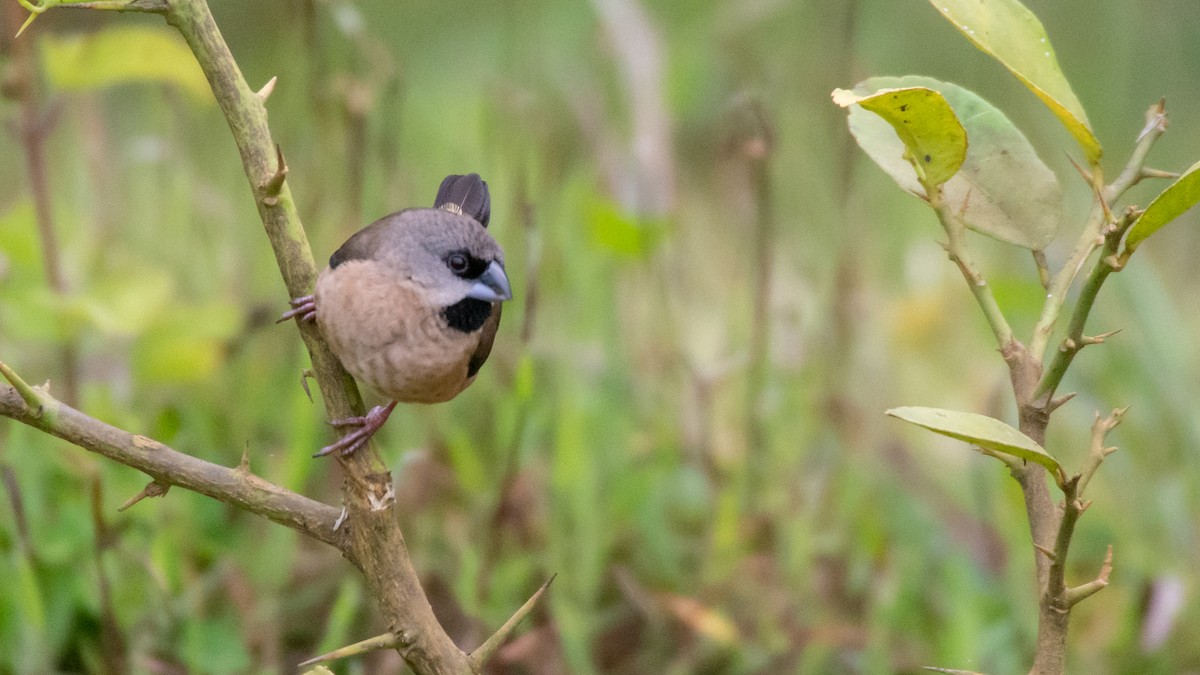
0,382,345,548
1077,407,1126,498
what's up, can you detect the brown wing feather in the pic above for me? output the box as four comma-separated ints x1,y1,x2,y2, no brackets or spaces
328,214,400,269
466,302,502,378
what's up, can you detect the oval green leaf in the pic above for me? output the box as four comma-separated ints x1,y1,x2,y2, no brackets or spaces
1124,159,1200,253
839,76,1062,250
929,0,1101,164
886,405,1062,475
833,86,966,187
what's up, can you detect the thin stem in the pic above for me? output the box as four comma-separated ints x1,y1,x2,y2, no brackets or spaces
744,99,775,506
1030,100,1169,364
928,186,1014,348
1028,199,1105,361
1103,99,1168,204
1047,478,1083,600
1035,209,1135,399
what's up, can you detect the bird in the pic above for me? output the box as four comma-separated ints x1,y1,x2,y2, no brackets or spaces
280,173,511,457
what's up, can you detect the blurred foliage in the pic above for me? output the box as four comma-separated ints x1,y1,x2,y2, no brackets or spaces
2,0,1200,673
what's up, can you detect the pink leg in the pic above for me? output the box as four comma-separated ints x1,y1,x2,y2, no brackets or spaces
277,295,316,323
314,401,399,458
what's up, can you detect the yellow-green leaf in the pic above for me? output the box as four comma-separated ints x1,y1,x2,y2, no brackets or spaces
833,86,966,187
929,0,1101,164
840,76,1062,250
886,406,1062,475
1124,160,1200,253
39,26,212,105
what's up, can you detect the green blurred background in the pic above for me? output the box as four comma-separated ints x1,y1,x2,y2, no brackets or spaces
2,0,1200,673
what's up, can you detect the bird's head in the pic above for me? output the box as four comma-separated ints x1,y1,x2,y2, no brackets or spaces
386,209,512,311
325,173,511,333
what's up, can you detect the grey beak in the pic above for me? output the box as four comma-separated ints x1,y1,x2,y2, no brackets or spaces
467,261,513,302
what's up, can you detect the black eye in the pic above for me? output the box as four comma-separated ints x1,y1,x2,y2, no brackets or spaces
447,252,470,274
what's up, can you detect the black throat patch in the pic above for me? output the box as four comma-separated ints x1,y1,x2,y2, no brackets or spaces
441,298,493,333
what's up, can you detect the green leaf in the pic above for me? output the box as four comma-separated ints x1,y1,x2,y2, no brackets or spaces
39,26,212,104
133,300,242,383
182,615,250,674
1124,159,1200,252
588,200,666,259
840,76,1062,250
80,267,176,337
886,406,1062,475
929,0,1101,164
832,86,966,187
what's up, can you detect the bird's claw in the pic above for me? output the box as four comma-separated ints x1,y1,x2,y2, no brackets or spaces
277,295,316,324
313,401,398,458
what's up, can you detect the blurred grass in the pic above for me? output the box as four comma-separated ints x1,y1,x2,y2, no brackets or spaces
3,0,1200,673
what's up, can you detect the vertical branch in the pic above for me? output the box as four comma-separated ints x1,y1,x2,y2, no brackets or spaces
155,0,473,670
742,100,775,505
927,187,1014,349
1030,101,1169,364
90,476,130,675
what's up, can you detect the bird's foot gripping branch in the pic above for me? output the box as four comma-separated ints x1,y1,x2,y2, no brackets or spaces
834,1,1200,674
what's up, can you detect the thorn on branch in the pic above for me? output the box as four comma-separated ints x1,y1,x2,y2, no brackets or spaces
1098,405,1130,434
300,369,315,402
1136,99,1168,144
1078,406,1129,496
297,631,399,667
1046,391,1077,414
1095,187,1115,226
1080,328,1122,346
1034,542,1057,561
256,76,277,103
1067,544,1113,607
1140,167,1180,180
237,444,251,473
468,574,557,670
259,144,288,205
1033,250,1051,290
117,480,170,511
1066,153,1093,185
0,360,44,418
